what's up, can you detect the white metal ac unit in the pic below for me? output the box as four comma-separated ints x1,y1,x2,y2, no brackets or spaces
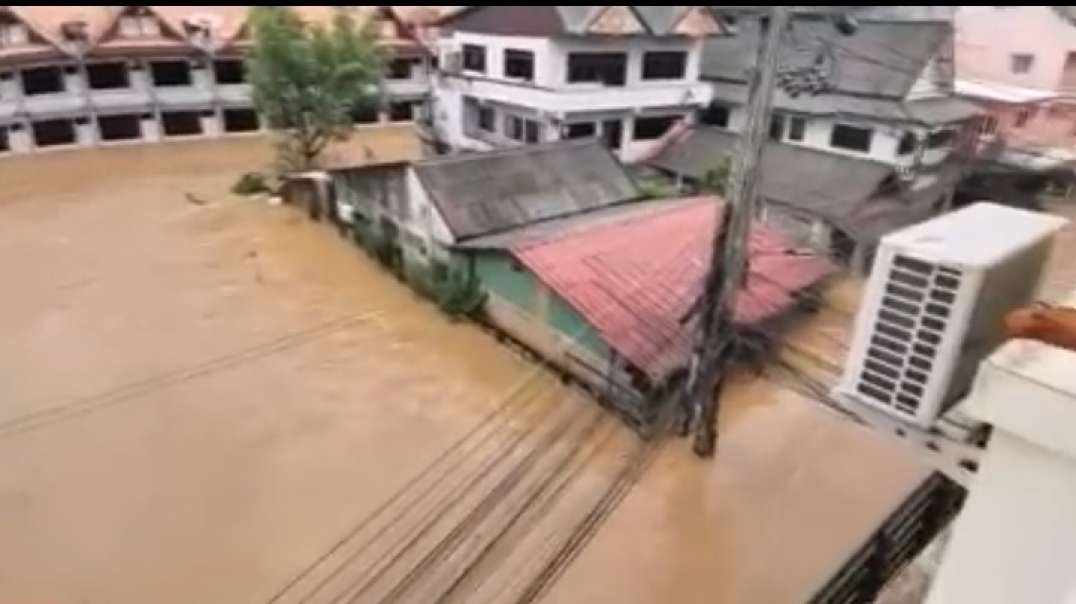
834,202,1068,428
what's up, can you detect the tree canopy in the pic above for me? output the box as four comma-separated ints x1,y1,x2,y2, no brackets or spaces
247,7,385,170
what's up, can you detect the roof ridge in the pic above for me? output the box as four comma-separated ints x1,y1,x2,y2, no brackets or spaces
414,138,606,167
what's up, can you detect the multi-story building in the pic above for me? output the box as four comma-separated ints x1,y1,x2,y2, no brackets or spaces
421,6,725,161
0,6,431,156
647,15,981,274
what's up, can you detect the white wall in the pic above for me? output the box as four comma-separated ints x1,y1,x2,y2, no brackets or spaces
547,36,702,90
452,32,554,87
404,167,456,246
927,336,1076,604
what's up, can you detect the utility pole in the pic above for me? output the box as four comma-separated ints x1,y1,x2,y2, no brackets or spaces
681,6,790,457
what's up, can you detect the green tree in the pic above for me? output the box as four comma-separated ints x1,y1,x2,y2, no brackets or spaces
247,7,384,171
702,153,733,197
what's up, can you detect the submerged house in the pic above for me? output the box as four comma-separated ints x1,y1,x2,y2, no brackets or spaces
327,139,831,425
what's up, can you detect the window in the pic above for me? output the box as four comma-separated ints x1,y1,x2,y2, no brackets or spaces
388,58,413,80
462,44,486,73
97,114,141,141
223,108,260,132
213,59,245,84
897,131,917,154
700,103,730,128
567,52,626,86
633,115,678,140
150,60,192,87
0,23,28,47
979,115,999,136
1062,51,1076,89
0,126,9,153
350,104,379,124
1014,107,1033,128
642,51,687,80
161,111,202,136
1010,53,1034,74
504,49,534,81
925,129,954,149
829,123,873,153
388,101,413,122
21,66,64,95
87,62,129,89
769,114,784,141
118,13,159,37
506,115,523,141
31,118,76,147
478,106,495,132
524,119,541,143
787,116,806,142
564,122,596,139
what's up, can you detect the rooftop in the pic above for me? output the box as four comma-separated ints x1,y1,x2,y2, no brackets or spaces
955,78,1063,104
443,6,724,37
413,139,639,242
511,196,833,377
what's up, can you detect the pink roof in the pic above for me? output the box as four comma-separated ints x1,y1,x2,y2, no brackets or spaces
512,197,834,378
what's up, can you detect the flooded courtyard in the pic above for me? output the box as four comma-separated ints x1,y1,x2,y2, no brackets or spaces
0,136,929,603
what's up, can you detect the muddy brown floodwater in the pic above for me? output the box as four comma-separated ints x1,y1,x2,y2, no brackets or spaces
0,136,928,604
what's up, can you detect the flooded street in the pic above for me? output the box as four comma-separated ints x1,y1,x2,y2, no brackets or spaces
1,137,929,603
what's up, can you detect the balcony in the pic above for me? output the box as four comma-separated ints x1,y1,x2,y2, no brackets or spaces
154,86,213,109
216,83,253,107
442,75,712,116
23,92,86,118
89,88,153,112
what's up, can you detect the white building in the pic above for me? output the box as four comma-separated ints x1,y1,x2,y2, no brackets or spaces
0,6,431,156
422,6,725,161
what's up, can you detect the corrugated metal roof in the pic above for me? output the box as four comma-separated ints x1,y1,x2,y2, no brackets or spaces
512,197,833,378
413,139,639,241
703,19,952,99
449,6,710,36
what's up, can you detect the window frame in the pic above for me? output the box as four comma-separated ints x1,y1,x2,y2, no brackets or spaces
503,48,534,82
787,116,806,142
212,59,245,85
86,61,130,90
1010,53,1034,74
700,103,730,128
477,105,495,132
632,115,679,141
829,123,874,153
564,122,596,139
20,65,65,96
462,44,486,74
506,114,524,141
566,52,626,86
641,50,687,80
524,119,541,144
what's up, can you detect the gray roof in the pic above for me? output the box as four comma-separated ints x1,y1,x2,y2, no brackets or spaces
646,126,955,243
449,6,712,36
708,80,980,125
703,19,952,98
414,139,640,241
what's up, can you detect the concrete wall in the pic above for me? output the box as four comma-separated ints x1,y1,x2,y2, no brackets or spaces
956,6,1076,92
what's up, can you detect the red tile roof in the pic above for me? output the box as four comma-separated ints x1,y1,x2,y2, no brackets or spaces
511,197,834,378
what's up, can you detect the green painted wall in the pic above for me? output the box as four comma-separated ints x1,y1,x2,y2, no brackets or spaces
470,250,611,358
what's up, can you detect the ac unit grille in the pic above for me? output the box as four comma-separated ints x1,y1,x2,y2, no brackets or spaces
857,254,963,417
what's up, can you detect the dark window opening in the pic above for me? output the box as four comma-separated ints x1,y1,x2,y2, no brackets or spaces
769,114,785,141
31,118,76,147
603,119,623,150
388,58,414,80
524,119,540,143
701,103,730,128
1011,53,1034,74
564,122,596,139
21,66,64,95
1014,108,1032,128
926,129,954,149
350,104,379,124
462,44,486,73
478,106,495,132
830,123,873,153
633,115,678,140
150,60,192,87
0,126,9,153
161,111,202,136
388,101,413,122
788,116,806,141
504,48,534,81
87,62,129,90
898,131,916,155
642,51,686,80
97,114,141,141
223,108,259,132
567,52,626,86
506,115,523,141
213,59,245,84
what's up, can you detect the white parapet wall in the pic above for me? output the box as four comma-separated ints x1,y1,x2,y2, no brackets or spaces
926,291,1076,604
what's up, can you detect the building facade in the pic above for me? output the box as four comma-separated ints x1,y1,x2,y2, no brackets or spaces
421,6,724,162
0,6,431,157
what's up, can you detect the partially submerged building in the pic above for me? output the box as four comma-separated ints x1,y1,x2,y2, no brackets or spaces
326,140,832,424
0,6,431,155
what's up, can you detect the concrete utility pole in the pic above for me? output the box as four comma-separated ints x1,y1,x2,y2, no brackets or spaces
681,6,790,457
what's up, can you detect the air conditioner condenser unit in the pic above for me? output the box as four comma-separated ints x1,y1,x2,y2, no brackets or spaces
834,202,1068,428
